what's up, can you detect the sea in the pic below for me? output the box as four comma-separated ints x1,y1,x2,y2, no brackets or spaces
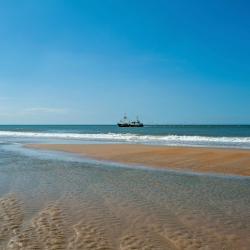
0,124,250,148
0,125,250,249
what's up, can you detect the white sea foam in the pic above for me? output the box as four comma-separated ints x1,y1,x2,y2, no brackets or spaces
0,131,250,148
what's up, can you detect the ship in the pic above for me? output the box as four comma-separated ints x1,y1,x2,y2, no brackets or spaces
117,114,144,127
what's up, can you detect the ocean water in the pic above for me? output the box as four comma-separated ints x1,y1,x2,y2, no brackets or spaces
0,125,250,249
0,124,250,148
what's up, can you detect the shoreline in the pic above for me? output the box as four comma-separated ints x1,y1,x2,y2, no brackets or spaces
27,144,250,177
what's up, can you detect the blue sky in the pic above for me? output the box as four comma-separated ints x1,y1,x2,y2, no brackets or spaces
0,0,249,124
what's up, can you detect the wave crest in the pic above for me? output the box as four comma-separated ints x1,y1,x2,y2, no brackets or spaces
0,131,250,148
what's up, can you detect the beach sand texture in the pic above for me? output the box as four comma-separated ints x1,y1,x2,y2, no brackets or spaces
1,182,250,249
0,144,249,249
29,144,250,176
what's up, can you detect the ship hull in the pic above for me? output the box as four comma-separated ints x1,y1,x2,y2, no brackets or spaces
117,123,130,127
117,123,144,127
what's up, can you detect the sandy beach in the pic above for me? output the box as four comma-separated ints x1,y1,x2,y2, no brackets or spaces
28,144,250,177
0,142,249,249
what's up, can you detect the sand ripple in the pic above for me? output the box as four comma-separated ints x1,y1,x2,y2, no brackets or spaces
68,221,111,250
0,194,23,242
7,203,68,250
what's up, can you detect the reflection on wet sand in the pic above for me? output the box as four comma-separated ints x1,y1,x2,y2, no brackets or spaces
0,150,250,249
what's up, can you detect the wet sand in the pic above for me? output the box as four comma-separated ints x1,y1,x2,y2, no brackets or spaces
28,144,250,176
1,145,250,249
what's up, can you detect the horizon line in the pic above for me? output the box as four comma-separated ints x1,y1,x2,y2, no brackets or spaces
0,124,249,126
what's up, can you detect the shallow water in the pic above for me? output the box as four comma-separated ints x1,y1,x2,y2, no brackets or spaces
0,143,250,249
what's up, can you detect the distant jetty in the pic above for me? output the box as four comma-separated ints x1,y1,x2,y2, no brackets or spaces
117,114,143,127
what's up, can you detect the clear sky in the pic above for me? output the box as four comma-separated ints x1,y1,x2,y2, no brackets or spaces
0,0,249,124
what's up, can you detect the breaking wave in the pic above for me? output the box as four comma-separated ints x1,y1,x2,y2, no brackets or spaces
0,131,250,148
